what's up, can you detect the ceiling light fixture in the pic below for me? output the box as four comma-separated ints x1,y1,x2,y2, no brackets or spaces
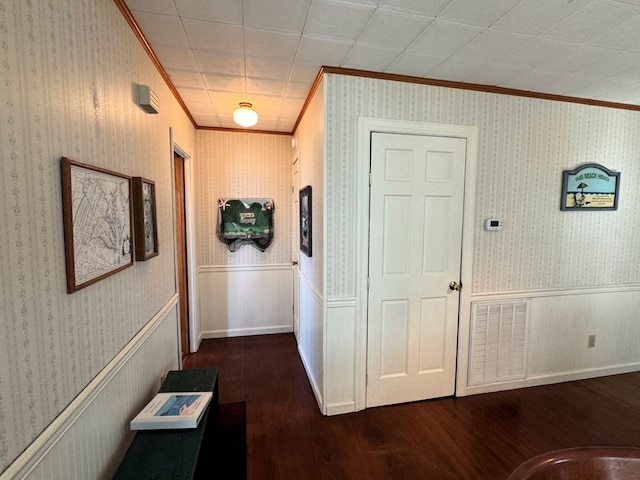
233,102,258,127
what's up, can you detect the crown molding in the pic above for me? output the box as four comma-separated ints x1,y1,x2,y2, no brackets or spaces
321,66,640,113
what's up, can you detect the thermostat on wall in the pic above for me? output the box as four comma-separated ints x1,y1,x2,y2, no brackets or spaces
485,218,503,231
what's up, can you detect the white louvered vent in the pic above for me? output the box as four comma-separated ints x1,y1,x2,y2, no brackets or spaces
469,301,528,386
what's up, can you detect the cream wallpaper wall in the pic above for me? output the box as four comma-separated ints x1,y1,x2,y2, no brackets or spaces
324,73,640,297
194,131,293,266
0,0,194,474
316,72,640,411
295,82,325,296
291,78,325,410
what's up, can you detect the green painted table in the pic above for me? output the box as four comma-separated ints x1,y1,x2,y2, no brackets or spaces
113,367,219,480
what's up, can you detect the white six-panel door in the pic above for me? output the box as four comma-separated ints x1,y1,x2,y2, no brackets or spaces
366,132,467,408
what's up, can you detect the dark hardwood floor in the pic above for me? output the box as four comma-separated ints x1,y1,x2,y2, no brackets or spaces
183,334,640,480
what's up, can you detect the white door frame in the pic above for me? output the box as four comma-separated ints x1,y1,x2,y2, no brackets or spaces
355,117,478,411
292,156,301,341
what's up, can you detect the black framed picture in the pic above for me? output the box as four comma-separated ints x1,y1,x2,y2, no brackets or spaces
299,186,312,257
132,177,159,260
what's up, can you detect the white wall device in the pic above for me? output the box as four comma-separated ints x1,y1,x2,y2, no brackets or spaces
136,84,159,114
484,218,503,231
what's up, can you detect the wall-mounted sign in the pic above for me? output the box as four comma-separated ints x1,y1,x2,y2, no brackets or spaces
217,198,274,252
561,163,620,211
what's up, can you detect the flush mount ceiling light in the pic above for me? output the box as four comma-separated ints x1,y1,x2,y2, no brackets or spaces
232,102,258,127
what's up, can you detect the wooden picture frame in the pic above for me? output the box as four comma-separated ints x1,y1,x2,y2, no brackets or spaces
299,186,312,257
61,157,133,293
132,177,159,261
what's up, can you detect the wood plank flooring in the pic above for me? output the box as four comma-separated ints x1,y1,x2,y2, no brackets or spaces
183,334,640,480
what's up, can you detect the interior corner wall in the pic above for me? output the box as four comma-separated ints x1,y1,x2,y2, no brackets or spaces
0,0,195,477
194,131,294,339
292,78,326,412
321,73,640,411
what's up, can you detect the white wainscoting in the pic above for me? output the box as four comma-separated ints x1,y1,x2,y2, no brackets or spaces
1,296,180,480
325,298,358,415
297,271,324,413
198,264,293,339
457,286,640,396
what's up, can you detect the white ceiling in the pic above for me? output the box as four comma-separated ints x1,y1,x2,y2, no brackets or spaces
124,0,640,133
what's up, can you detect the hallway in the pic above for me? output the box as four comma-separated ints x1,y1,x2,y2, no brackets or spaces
184,334,640,480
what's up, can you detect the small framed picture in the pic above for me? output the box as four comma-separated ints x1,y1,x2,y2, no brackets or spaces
61,157,133,293
299,186,312,257
132,177,159,260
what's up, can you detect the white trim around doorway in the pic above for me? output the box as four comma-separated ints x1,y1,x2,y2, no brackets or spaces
171,130,199,355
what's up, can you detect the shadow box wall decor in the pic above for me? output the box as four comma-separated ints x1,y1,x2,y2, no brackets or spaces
61,157,133,293
217,198,274,252
560,163,620,211
299,186,312,257
132,177,159,261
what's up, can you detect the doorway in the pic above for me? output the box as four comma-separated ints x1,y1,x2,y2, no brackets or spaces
174,152,189,359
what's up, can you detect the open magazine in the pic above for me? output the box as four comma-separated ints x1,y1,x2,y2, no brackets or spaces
130,391,213,430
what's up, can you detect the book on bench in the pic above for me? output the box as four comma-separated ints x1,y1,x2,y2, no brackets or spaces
130,391,213,430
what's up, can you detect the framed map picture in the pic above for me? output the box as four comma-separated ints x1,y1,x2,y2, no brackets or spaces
132,177,159,261
61,157,133,293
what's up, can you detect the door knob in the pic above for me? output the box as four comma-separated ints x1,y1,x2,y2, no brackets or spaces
449,281,461,291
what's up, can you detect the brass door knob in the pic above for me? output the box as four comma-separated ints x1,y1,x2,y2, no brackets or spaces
449,281,461,291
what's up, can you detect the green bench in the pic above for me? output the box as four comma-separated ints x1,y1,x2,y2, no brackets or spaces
113,367,219,479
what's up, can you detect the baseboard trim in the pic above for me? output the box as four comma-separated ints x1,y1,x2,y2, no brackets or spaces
326,401,356,416
1,294,179,480
458,362,640,397
200,325,292,339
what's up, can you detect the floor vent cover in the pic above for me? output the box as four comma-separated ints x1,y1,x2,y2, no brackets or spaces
469,301,528,386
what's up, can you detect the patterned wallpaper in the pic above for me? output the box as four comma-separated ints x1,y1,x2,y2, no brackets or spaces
294,79,324,295
194,131,292,267
0,0,194,472
324,73,640,296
